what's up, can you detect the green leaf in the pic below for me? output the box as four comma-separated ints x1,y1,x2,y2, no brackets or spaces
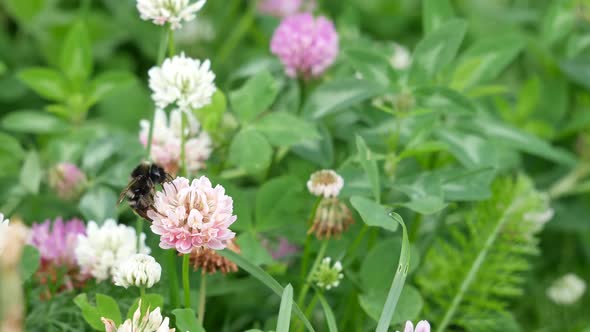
292,124,334,168
88,71,135,106
230,71,279,123
439,168,496,201
3,0,45,22
255,176,305,231
2,110,68,134
218,250,316,332
417,177,546,331
452,35,524,90
468,118,577,166
436,129,498,169
422,0,455,34
127,294,164,319
356,135,380,203
277,284,294,332
19,150,42,194
345,47,394,86
375,214,411,332
317,292,338,332
302,79,386,119
96,294,122,326
20,245,40,281
541,1,576,46
0,132,25,176
172,308,206,332
18,68,69,101
410,19,467,83
360,238,420,293
403,196,447,215
236,232,274,266
254,112,320,147
194,89,227,132
60,22,93,85
82,136,121,175
561,56,590,91
228,128,273,174
79,186,118,222
360,286,423,327
350,196,398,232
74,294,104,331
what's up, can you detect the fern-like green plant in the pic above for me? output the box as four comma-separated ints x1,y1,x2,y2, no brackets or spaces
416,176,549,332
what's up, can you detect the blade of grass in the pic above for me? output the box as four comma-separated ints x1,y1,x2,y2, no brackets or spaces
375,213,411,332
317,292,338,332
277,284,294,332
218,250,316,332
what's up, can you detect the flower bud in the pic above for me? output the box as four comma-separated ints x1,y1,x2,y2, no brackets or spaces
49,162,87,200
547,273,587,305
307,169,344,198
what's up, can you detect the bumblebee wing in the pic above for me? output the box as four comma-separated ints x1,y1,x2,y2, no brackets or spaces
118,177,141,204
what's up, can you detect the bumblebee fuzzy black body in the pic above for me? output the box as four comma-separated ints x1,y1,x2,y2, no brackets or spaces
119,162,173,221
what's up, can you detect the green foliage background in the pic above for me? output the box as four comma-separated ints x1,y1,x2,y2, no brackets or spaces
0,0,589,331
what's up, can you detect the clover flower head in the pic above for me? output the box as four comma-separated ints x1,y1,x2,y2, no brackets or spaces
547,273,587,305
139,109,212,175
113,254,162,289
0,213,10,255
189,238,239,274
307,169,344,198
258,0,316,17
397,320,431,332
270,13,339,79
148,52,216,111
75,219,150,282
102,300,175,332
137,0,206,30
313,257,343,290
308,197,353,239
148,176,237,254
49,162,87,200
30,217,86,268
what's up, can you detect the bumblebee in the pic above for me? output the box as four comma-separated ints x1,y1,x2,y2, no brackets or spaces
118,162,174,221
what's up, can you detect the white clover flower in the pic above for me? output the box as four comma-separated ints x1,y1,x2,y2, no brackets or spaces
113,254,162,289
390,43,411,70
102,300,174,332
137,0,206,30
307,170,344,198
547,273,587,305
75,219,150,282
313,257,344,290
0,213,10,255
139,109,213,174
148,53,216,111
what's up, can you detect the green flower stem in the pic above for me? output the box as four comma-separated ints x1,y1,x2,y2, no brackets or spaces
342,224,368,260
167,29,176,57
140,286,146,303
296,240,328,310
218,1,256,64
198,272,207,325
303,292,319,318
299,197,323,281
135,218,143,252
548,163,590,199
167,251,180,308
182,254,191,308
